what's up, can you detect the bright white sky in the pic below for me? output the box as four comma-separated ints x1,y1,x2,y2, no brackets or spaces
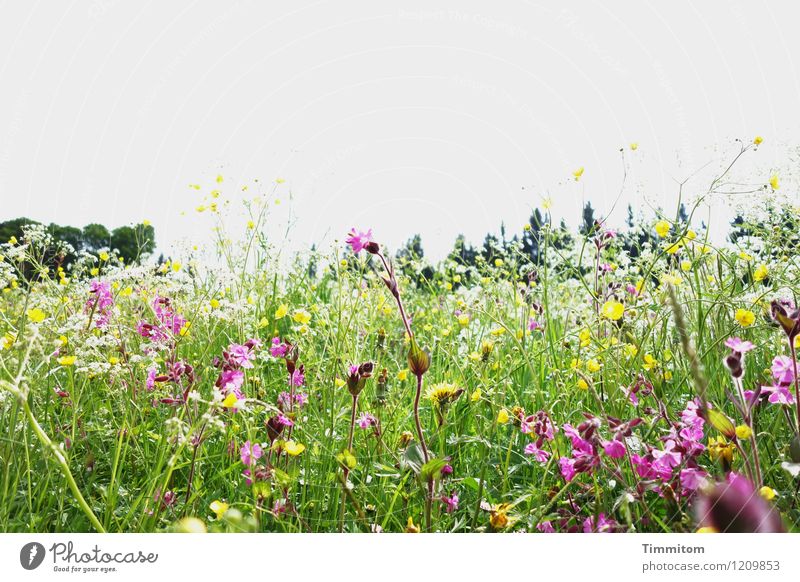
1,1,798,261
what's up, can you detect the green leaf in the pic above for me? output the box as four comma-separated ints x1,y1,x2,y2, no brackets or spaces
421,458,448,481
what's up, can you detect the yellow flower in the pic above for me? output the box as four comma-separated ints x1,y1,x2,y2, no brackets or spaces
643,353,658,371
221,392,239,409
630,142,638,151
210,299,220,309
283,441,305,456
176,517,207,533
90,267,100,277
654,220,671,238
586,358,602,373
108,356,120,365
578,328,591,347
247,220,255,230
769,173,780,190
708,436,735,464
27,308,46,323
275,304,288,319
523,223,531,232
542,197,552,210
759,486,776,501
457,314,470,326
397,369,408,381
735,424,752,440
572,167,584,181
172,261,182,272
753,264,768,282
696,526,718,533
470,388,482,402
99,251,109,262
209,500,229,519
497,409,510,424
494,258,504,267
334,378,346,388
576,378,589,390
680,260,692,272
292,309,311,325
753,135,763,145
488,503,513,529
601,300,624,321
57,355,77,366
661,273,683,286
735,308,755,327
405,516,420,533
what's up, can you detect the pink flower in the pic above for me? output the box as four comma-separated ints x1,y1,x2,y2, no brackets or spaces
440,492,459,513
760,384,795,405
602,439,626,459
524,442,550,463
583,513,616,533
270,337,289,358
771,355,795,385
290,368,305,387
559,457,577,481
240,441,263,466
218,369,245,396
146,367,157,391
528,318,542,332
679,467,707,491
536,521,555,533
345,228,375,254
227,343,256,369
357,412,378,429
724,337,755,353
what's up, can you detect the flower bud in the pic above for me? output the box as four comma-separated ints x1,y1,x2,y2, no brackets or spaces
408,342,430,377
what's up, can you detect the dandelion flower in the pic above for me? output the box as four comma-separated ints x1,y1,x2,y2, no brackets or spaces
274,304,288,319
572,167,584,181
769,174,780,190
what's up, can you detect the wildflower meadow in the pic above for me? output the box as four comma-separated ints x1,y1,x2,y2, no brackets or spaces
2,141,800,535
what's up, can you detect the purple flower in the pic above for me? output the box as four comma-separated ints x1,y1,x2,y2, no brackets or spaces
724,337,755,353
528,318,542,332
227,343,256,369
440,492,459,513
146,367,157,391
270,337,289,358
537,521,555,533
602,439,626,459
583,513,616,533
696,473,785,532
524,442,550,463
357,412,378,429
218,369,245,397
760,384,795,405
290,368,305,387
679,467,707,491
345,228,375,254
771,355,795,385
240,441,263,466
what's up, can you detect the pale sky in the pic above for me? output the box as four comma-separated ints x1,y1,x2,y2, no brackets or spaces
1,1,798,261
